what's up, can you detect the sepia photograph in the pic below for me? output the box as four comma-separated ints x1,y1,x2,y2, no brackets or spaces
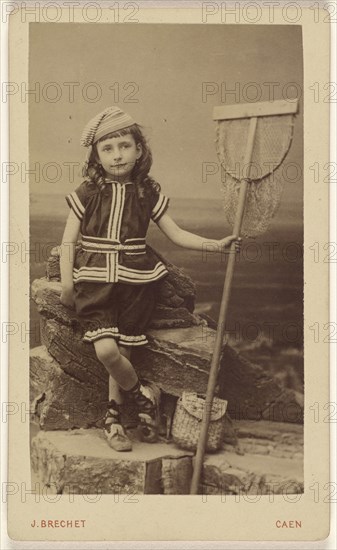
29,22,304,496
4,3,333,543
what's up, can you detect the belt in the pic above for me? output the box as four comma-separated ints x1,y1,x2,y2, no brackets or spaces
80,235,146,254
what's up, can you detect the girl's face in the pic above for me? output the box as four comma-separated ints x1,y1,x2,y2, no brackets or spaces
95,134,142,182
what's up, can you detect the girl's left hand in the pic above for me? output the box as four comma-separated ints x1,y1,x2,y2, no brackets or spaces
218,235,242,253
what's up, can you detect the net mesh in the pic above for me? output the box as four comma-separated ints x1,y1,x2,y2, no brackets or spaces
215,114,295,237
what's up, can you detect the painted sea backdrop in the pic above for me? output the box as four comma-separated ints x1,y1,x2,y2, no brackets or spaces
30,191,303,393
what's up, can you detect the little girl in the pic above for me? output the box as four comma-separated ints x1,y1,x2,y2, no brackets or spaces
60,106,241,452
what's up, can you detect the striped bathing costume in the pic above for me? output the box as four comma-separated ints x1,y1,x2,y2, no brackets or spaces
66,177,169,346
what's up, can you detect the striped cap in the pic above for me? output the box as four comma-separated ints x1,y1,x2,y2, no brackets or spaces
80,107,135,147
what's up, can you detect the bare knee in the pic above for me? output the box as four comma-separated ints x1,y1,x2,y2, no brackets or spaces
119,345,131,361
94,339,120,366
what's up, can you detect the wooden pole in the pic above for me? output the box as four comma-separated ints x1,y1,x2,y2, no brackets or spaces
190,116,258,494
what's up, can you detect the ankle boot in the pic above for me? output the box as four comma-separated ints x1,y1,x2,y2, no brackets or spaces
104,399,132,452
123,381,159,443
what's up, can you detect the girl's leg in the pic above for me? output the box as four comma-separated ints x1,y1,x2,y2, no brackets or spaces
108,376,122,403
94,339,135,452
118,346,159,444
119,345,131,361
95,338,158,444
108,346,132,403
94,338,138,390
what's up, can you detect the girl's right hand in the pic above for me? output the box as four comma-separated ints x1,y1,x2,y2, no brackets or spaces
60,287,75,309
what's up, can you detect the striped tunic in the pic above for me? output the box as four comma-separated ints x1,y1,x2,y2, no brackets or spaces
66,178,169,285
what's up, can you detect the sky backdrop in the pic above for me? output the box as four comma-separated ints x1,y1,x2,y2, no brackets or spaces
29,23,303,207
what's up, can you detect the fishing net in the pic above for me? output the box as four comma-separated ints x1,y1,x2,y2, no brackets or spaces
215,114,295,237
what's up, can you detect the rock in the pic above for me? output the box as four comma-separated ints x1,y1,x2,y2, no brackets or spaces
219,419,303,463
30,302,303,430
135,328,303,424
30,346,59,406
201,450,303,495
30,243,304,496
31,428,193,495
31,421,303,495
30,277,303,430
217,347,304,423
30,346,107,430
150,306,201,329
32,279,79,328
262,389,304,423
161,457,193,495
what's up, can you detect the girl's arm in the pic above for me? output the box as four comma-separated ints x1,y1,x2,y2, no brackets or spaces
157,213,241,253
60,209,81,308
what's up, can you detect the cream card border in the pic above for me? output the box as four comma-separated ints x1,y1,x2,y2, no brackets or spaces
6,3,332,543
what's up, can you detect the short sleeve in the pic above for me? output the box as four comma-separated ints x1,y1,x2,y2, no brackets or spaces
65,181,88,221
151,192,170,223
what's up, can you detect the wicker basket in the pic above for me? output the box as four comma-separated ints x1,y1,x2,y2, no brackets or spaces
171,392,228,452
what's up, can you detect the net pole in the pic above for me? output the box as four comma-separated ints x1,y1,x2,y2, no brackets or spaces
190,116,258,495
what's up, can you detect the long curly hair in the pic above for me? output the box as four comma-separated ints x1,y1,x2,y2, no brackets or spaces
82,124,160,200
